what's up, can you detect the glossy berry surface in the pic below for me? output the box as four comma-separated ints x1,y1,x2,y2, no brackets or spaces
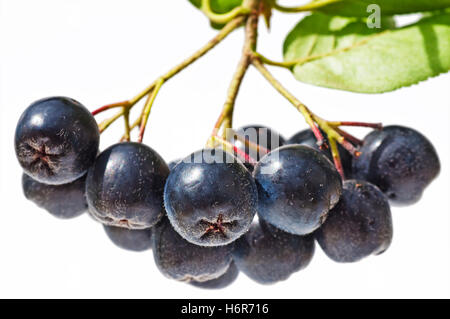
103,225,152,252
253,145,342,235
287,129,353,177
233,125,286,162
316,180,393,263
15,97,99,185
22,173,87,219
164,148,258,246
352,125,440,206
86,142,169,229
232,220,315,285
190,262,239,289
152,218,233,283
168,159,181,170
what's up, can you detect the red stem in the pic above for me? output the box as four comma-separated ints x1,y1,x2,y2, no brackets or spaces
138,124,146,143
214,136,257,165
338,121,382,129
92,101,128,116
332,154,345,180
310,123,325,148
340,139,362,157
334,127,363,146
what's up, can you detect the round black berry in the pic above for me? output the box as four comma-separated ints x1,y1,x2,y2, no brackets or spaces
164,148,257,247
152,218,233,283
168,159,181,170
287,128,353,178
86,142,169,229
232,125,286,163
316,180,393,263
103,225,153,252
232,220,315,285
15,97,99,185
22,173,87,219
190,262,239,289
352,125,440,206
253,145,342,235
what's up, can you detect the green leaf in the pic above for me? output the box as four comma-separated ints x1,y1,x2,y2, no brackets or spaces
316,0,450,17
188,0,243,29
283,13,450,93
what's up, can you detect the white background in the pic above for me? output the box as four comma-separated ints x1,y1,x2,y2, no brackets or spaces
0,0,449,298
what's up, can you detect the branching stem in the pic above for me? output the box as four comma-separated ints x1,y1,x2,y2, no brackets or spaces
251,58,325,145
209,0,259,146
138,78,164,143
94,0,382,178
93,16,245,138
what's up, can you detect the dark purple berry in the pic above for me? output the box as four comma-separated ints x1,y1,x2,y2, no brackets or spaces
352,125,440,205
15,97,99,185
190,262,239,289
86,142,169,229
316,180,393,263
168,159,181,170
22,173,87,219
103,225,152,252
232,220,315,284
164,148,257,247
152,218,233,283
253,145,342,235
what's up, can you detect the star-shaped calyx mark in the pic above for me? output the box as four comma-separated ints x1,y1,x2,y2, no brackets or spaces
201,214,231,238
30,144,53,171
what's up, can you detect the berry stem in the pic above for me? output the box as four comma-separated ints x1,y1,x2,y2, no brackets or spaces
138,78,164,143
201,0,250,24
123,108,131,142
329,121,383,129
96,16,245,137
92,101,128,116
251,58,325,146
329,137,345,180
120,116,141,142
98,109,124,133
209,0,260,145
128,16,245,107
230,128,270,155
333,127,364,146
212,135,257,165
273,0,343,13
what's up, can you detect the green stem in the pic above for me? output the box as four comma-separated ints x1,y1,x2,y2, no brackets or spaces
97,16,244,138
209,0,259,144
120,116,142,142
99,110,124,133
138,78,164,143
129,16,245,107
329,137,345,179
201,0,250,24
123,108,131,141
274,0,342,13
252,58,366,167
252,58,322,141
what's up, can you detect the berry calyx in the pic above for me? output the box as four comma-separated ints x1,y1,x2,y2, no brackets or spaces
164,148,258,246
15,97,99,185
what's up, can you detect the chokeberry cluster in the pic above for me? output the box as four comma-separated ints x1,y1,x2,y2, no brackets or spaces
15,96,440,289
